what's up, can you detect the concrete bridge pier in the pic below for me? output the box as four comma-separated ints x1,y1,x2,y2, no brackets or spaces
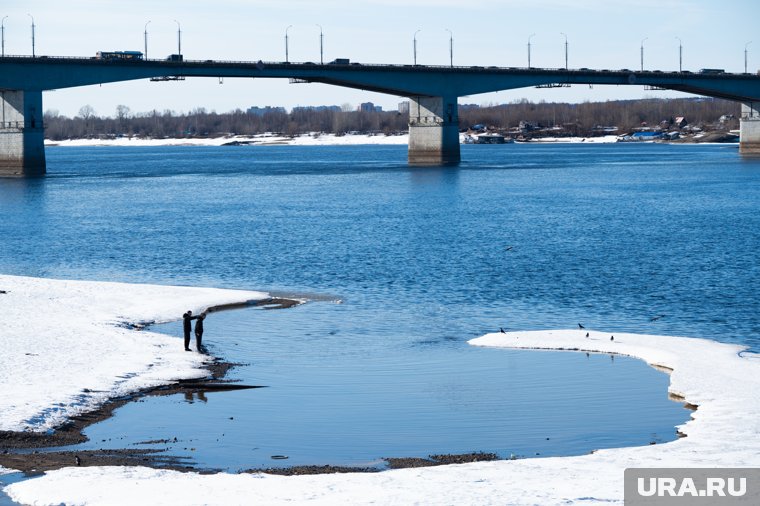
0,90,46,177
408,95,460,166
740,103,760,155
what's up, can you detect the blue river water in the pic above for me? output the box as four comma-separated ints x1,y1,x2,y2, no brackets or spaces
1,142,758,476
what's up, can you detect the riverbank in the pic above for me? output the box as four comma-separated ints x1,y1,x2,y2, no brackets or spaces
43,132,737,148
44,133,411,148
2,275,759,504
43,132,625,148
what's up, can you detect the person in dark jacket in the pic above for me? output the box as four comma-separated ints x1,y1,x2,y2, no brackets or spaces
195,313,207,352
182,311,198,351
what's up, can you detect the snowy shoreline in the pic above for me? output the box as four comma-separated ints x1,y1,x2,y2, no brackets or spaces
3,275,760,505
0,274,269,433
44,133,623,148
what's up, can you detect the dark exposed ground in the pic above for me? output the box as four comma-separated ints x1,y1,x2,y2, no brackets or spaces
0,358,257,474
247,453,500,476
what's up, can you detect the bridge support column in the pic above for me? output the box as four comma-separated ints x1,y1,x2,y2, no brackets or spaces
0,90,46,177
740,103,760,156
408,95,460,166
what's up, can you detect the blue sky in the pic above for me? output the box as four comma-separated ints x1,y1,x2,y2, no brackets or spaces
3,0,758,117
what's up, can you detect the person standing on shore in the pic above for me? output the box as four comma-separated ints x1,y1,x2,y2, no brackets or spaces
182,311,198,351
195,313,207,353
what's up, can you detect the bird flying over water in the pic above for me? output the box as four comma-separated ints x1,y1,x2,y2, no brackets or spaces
578,323,585,329
504,246,514,251
649,314,666,322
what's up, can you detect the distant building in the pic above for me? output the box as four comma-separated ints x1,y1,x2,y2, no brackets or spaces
674,116,688,128
398,101,410,114
247,106,286,116
358,102,382,113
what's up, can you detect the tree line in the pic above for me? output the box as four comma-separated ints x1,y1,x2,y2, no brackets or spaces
43,106,409,140
43,97,740,140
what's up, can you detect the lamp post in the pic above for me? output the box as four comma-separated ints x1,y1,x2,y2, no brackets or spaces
174,20,181,56
413,29,421,65
316,24,323,64
445,28,453,67
676,36,682,72
640,37,648,71
745,41,752,74
528,33,535,68
560,32,568,69
1,16,7,57
285,25,292,63
143,21,151,59
27,13,34,57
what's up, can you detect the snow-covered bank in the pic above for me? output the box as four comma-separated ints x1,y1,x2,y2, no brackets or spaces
45,133,410,148
529,135,619,143
0,274,267,432
44,132,625,148
6,323,760,505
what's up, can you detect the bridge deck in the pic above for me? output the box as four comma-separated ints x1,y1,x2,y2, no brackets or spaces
1,55,760,102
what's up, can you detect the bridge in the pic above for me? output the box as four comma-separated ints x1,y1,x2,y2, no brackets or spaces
2,55,760,176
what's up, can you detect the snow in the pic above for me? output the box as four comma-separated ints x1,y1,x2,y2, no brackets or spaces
0,274,268,432
44,133,410,148
529,135,619,143
4,280,760,505
43,132,622,148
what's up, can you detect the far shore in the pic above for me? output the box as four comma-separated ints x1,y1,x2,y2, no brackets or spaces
44,131,740,149
44,132,621,148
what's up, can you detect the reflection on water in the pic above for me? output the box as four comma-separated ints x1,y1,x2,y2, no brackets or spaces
64,302,689,471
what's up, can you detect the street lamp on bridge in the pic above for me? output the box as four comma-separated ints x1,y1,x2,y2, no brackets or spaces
527,33,535,69
316,24,323,65
640,37,648,71
174,20,181,56
1,16,7,57
285,25,292,63
413,29,421,65
27,14,34,58
445,28,453,67
746,41,752,74
676,36,683,72
143,21,151,60
560,32,568,69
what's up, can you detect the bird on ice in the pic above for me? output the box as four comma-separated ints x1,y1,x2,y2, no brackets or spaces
500,327,507,334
